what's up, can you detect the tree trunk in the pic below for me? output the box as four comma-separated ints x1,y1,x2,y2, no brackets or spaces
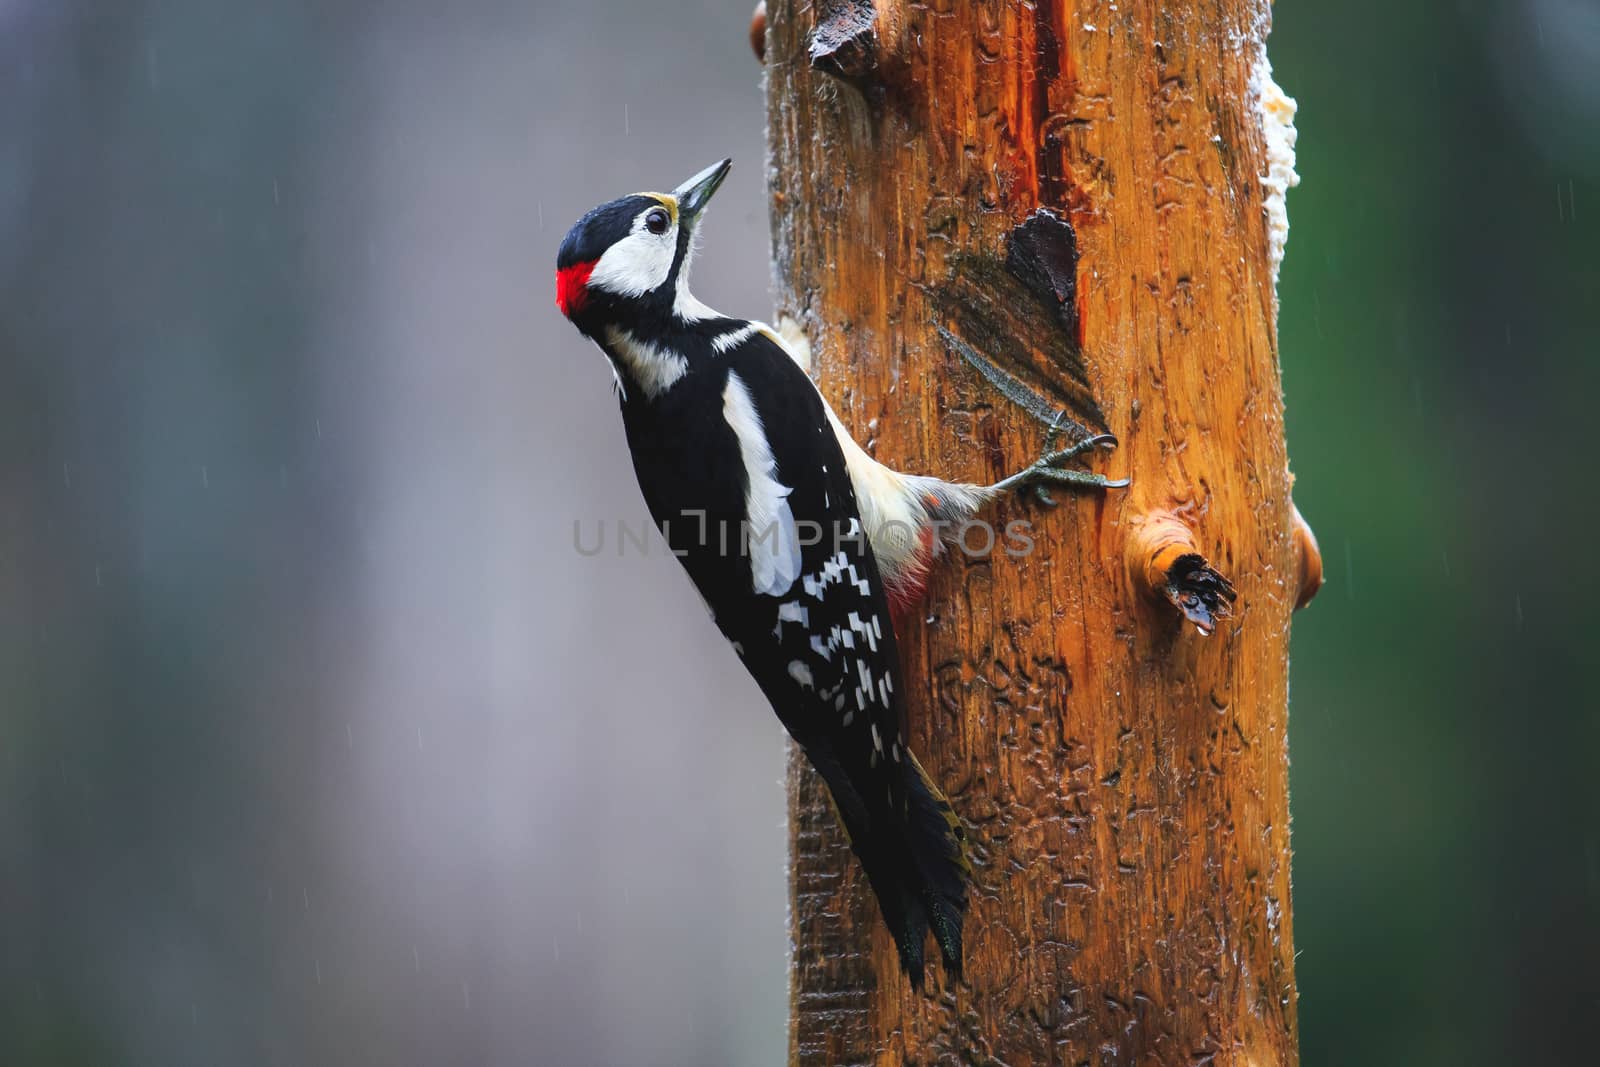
764,1,1311,1063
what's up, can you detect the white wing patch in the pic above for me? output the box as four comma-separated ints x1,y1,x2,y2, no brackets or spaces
722,371,802,597
604,326,688,399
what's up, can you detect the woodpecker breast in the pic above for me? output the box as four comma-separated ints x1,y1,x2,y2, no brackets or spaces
762,323,988,613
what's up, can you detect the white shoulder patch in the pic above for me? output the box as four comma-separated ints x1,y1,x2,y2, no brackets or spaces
604,326,688,399
722,371,802,597
711,323,761,354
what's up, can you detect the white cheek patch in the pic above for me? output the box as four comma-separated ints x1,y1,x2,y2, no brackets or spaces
588,221,676,298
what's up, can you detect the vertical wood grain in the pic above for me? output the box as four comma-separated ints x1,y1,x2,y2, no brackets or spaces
769,1,1300,1064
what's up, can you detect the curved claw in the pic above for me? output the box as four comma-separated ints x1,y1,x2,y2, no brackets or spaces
987,433,1130,501
1039,433,1120,468
1031,468,1128,492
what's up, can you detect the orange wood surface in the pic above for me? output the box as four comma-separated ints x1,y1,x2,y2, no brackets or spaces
766,2,1302,1063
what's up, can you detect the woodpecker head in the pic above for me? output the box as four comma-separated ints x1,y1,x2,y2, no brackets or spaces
556,158,731,336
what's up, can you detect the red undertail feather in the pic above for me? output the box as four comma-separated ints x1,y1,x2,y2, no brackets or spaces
886,525,937,624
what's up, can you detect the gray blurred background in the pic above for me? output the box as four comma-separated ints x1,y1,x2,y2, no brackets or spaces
2,2,1595,1065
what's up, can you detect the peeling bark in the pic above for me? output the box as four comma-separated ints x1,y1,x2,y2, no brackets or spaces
767,1,1302,1063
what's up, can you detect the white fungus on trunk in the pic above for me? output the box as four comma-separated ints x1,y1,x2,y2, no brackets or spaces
1251,46,1299,293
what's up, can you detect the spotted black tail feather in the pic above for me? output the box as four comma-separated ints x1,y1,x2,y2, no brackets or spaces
903,750,970,980
804,745,969,987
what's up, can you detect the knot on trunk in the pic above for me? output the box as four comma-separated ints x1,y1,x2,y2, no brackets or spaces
1005,209,1080,337
808,1,879,87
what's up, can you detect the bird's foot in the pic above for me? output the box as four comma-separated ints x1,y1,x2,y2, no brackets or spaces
987,433,1130,507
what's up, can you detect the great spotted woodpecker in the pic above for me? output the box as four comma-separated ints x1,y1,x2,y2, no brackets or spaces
556,159,1124,984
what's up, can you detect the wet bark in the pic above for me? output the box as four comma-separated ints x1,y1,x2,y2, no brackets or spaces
765,1,1302,1064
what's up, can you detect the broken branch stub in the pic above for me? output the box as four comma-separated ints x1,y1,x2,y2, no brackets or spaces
1291,501,1323,610
1129,512,1238,636
750,2,766,63
807,0,879,88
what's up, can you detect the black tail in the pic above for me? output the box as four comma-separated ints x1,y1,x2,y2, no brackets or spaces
805,745,970,986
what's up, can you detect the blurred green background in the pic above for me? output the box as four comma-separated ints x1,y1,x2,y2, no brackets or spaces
1279,2,1599,1063
2,1,1595,1064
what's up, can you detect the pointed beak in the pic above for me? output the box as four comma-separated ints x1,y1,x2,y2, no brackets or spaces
673,158,732,225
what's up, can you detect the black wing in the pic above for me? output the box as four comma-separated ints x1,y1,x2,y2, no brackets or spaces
714,332,968,982
617,326,967,981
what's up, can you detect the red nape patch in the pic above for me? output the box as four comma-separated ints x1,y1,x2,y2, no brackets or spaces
556,260,595,318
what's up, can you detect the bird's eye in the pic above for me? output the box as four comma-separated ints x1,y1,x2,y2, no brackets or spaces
645,208,671,235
